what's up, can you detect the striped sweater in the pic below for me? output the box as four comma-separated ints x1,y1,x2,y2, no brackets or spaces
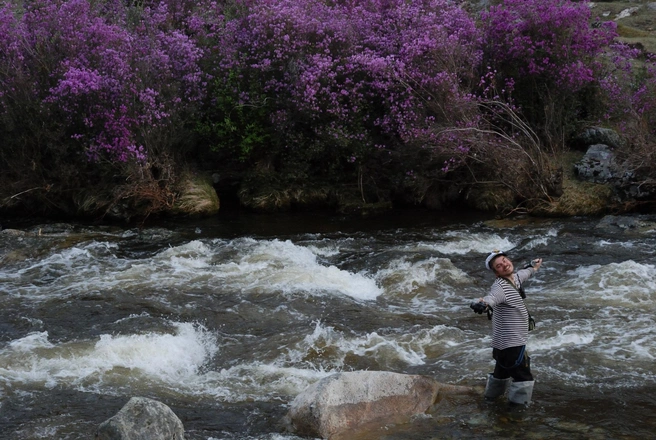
482,267,535,350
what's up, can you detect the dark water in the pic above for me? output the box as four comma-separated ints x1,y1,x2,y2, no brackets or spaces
1,209,655,439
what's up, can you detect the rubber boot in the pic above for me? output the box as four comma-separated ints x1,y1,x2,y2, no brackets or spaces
508,380,534,405
484,373,511,400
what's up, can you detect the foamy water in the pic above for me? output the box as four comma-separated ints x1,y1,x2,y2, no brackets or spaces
0,323,218,394
1,213,656,439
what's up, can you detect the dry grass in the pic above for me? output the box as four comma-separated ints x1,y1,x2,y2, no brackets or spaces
239,185,332,212
617,25,652,38
531,151,616,216
535,181,615,216
173,173,220,216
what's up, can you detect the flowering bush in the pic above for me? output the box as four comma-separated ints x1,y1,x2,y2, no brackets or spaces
201,0,482,193
1,0,206,160
2,0,652,217
596,47,656,194
0,0,208,216
632,58,656,133
480,0,617,145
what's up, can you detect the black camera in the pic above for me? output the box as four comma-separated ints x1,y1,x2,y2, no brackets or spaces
523,259,539,269
470,301,488,314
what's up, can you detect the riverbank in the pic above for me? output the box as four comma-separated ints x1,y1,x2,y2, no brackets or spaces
3,0,656,225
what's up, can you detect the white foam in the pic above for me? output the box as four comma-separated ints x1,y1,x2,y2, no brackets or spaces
93,324,217,379
531,327,596,351
374,256,472,310
280,321,471,375
515,312,656,386
3,238,382,302
376,257,443,295
521,228,558,250
397,232,517,255
629,337,656,360
8,331,55,351
212,239,382,300
0,323,218,391
304,242,342,257
596,239,635,249
563,260,656,305
156,239,212,261
2,242,128,299
205,363,332,400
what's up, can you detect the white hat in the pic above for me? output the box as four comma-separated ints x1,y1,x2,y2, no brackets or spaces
485,250,506,271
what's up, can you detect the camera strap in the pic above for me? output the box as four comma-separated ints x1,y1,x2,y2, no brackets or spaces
497,345,526,370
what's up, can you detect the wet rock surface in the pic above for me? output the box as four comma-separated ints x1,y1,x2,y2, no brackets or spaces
95,397,185,440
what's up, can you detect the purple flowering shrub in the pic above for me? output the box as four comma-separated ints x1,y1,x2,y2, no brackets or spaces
631,59,656,133
629,59,656,190
2,0,652,216
480,0,617,145
0,0,206,215
202,0,482,197
42,0,204,162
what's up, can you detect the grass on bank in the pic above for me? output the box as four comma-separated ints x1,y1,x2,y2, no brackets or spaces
533,151,616,216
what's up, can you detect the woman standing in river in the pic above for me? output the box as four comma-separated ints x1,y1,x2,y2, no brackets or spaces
474,250,543,406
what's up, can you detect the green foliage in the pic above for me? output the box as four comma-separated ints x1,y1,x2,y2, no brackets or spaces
197,72,271,162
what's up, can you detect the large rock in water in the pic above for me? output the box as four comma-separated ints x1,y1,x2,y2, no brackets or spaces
95,397,185,440
283,371,478,439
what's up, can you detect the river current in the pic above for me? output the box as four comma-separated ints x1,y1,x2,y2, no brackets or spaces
1,210,655,439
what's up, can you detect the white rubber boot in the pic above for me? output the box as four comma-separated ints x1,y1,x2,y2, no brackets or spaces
484,373,511,400
508,380,535,405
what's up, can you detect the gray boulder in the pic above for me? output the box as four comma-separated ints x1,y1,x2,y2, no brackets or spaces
570,126,656,200
95,397,185,440
574,144,621,183
283,371,478,439
574,144,656,200
572,126,624,150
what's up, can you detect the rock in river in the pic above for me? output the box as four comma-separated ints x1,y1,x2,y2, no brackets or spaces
283,370,478,439
95,397,185,440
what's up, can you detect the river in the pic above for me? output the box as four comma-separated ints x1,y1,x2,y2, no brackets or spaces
1,209,655,439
